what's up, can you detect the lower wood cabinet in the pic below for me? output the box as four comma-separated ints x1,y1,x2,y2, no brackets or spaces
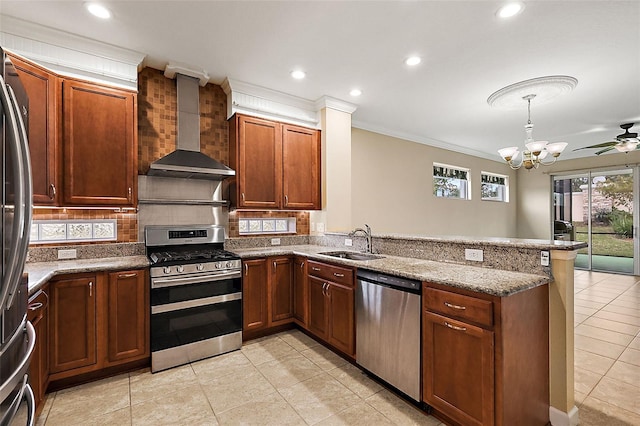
307,260,355,357
270,257,293,324
48,269,149,382
422,282,549,426
27,287,49,416
292,256,308,327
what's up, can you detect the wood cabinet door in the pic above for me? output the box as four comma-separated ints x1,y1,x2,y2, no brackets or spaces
49,276,97,374
282,124,321,209
327,282,355,356
242,259,269,332
270,257,293,324
237,115,282,209
293,257,308,326
10,55,59,205
62,80,136,206
107,270,148,363
307,276,328,339
423,311,494,426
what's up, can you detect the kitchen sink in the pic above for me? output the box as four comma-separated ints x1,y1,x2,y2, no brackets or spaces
318,251,385,261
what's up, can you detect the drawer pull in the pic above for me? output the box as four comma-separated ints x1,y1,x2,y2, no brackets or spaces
118,273,137,279
444,321,467,332
28,302,43,311
444,302,466,310
300,262,304,268
311,267,321,271
333,273,345,278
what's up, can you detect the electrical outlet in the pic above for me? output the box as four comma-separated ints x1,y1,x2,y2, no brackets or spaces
271,238,281,246
317,223,325,232
541,251,550,266
345,238,353,246
58,249,77,260
464,248,483,262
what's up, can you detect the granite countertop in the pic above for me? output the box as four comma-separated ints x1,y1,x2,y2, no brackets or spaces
25,256,150,295
231,245,549,297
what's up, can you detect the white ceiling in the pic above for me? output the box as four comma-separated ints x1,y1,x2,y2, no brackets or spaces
1,1,639,161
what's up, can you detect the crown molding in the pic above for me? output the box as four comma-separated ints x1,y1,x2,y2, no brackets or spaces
352,119,501,163
315,96,358,114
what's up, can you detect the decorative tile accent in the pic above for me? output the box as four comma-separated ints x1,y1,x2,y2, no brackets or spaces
67,223,92,240
94,222,116,239
33,220,117,243
249,220,262,232
40,223,66,241
262,220,275,232
276,220,288,232
228,211,310,238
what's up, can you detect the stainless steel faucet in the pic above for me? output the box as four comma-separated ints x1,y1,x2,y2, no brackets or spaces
349,224,372,253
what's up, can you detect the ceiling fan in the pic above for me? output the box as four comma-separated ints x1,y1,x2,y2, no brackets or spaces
574,123,640,155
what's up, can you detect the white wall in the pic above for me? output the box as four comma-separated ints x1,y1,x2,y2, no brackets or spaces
517,150,640,239
351,128,518,237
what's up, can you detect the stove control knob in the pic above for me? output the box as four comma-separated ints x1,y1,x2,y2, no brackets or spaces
177,265,184,273
215,262,222,269
163,266,171,274
196,264,204,271
226,261,234,269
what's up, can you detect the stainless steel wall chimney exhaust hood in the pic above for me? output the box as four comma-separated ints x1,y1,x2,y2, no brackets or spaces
148,65,235,180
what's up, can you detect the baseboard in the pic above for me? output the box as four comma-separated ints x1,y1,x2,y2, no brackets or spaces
549,405,579,426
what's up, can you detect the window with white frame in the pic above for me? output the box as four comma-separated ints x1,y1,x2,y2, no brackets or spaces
433,163,470,200
481,172,509,202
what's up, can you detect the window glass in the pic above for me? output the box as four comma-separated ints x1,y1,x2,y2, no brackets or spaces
481,172,509,202
433,164,470,200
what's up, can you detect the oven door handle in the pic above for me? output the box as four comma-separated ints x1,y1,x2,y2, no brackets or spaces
151,271,241,288
151,292,242,314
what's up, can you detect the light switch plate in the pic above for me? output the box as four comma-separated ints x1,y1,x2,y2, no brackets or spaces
541,251,550,266
465,248,483,262
345,238,353,246
58,249,77,260
271,238,281,246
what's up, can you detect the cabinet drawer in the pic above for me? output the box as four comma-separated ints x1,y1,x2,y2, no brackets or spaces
424,287,493,328
307,260,353,287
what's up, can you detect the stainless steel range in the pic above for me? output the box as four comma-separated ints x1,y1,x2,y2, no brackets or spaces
145,225,242,373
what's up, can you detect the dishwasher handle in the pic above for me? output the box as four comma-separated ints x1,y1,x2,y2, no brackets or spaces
356,270,421,294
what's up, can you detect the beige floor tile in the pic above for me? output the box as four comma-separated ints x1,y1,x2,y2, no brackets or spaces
574,299,607,310
593,310,640,327
619,347,640,367
326,363,384,399
256,352,324,390
191,349,253,381
279,373,361,425
300,345,349,372
241,336,296,366
314,401,396,426
46,374,130,424
365,389,436,426
35,392,55,426
610,299,640,310
602,305,640,318
575,335,626,362
574,349,616,375
575,390,587,405
582,317,640,336
131,383,216,425
576,294,616,304
575,313,590,325
200,365,277,414
629,337,640,350
579,396,640,426
574,367,603,395
575,324,634,346
575,305,599,316
590,377,640,415
605,361,640,388
278,329,322,352
215,391,305,426
616,295,640,303
129,364,198,405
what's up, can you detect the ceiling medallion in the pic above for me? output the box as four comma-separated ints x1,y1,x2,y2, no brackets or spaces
487,75,578,109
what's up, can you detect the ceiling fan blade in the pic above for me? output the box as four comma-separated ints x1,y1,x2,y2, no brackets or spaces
573,141,617,151
594,146,616,155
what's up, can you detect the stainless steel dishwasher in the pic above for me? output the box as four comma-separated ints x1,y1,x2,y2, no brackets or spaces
356,269,421,402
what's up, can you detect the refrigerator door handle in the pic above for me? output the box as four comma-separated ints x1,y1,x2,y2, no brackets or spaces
0,74,28,312
4,82,33,310
23,383,36,426
0,321,36,404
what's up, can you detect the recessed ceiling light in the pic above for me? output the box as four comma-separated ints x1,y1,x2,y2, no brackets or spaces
290,70,306,80
496,2,524,19
404,56,421,66
349,89,362,97
85,2,112,19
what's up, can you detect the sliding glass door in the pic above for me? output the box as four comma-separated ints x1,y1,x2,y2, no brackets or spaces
553,168,639,275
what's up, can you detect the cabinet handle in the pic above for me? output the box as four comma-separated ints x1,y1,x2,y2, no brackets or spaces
273,261,276,269
244,263,248,276
118,273,137,279
28,302,43,311
128,187,132,201
333,273,344,278
284,195,288,206
444,302,466,311
300,262,304,268
241,192,245,203
311,267,321,272
325,283,330,297
49,183,56,200
88,281,93,297
444,321,467,332
322,283,327,296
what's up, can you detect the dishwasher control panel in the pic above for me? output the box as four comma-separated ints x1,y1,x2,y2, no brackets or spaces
357,269,421,292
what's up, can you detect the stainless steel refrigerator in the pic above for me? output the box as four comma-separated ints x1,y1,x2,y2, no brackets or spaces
0,47,35,425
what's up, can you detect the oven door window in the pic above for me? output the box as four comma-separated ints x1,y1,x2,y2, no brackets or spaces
151,277,241,306
151,299,242,352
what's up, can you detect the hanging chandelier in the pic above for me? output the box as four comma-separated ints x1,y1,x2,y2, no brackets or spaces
488,76,577,170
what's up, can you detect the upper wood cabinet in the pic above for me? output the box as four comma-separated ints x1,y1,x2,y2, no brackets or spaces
9,54,60,205
229,114,321,210
62,80,137,206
